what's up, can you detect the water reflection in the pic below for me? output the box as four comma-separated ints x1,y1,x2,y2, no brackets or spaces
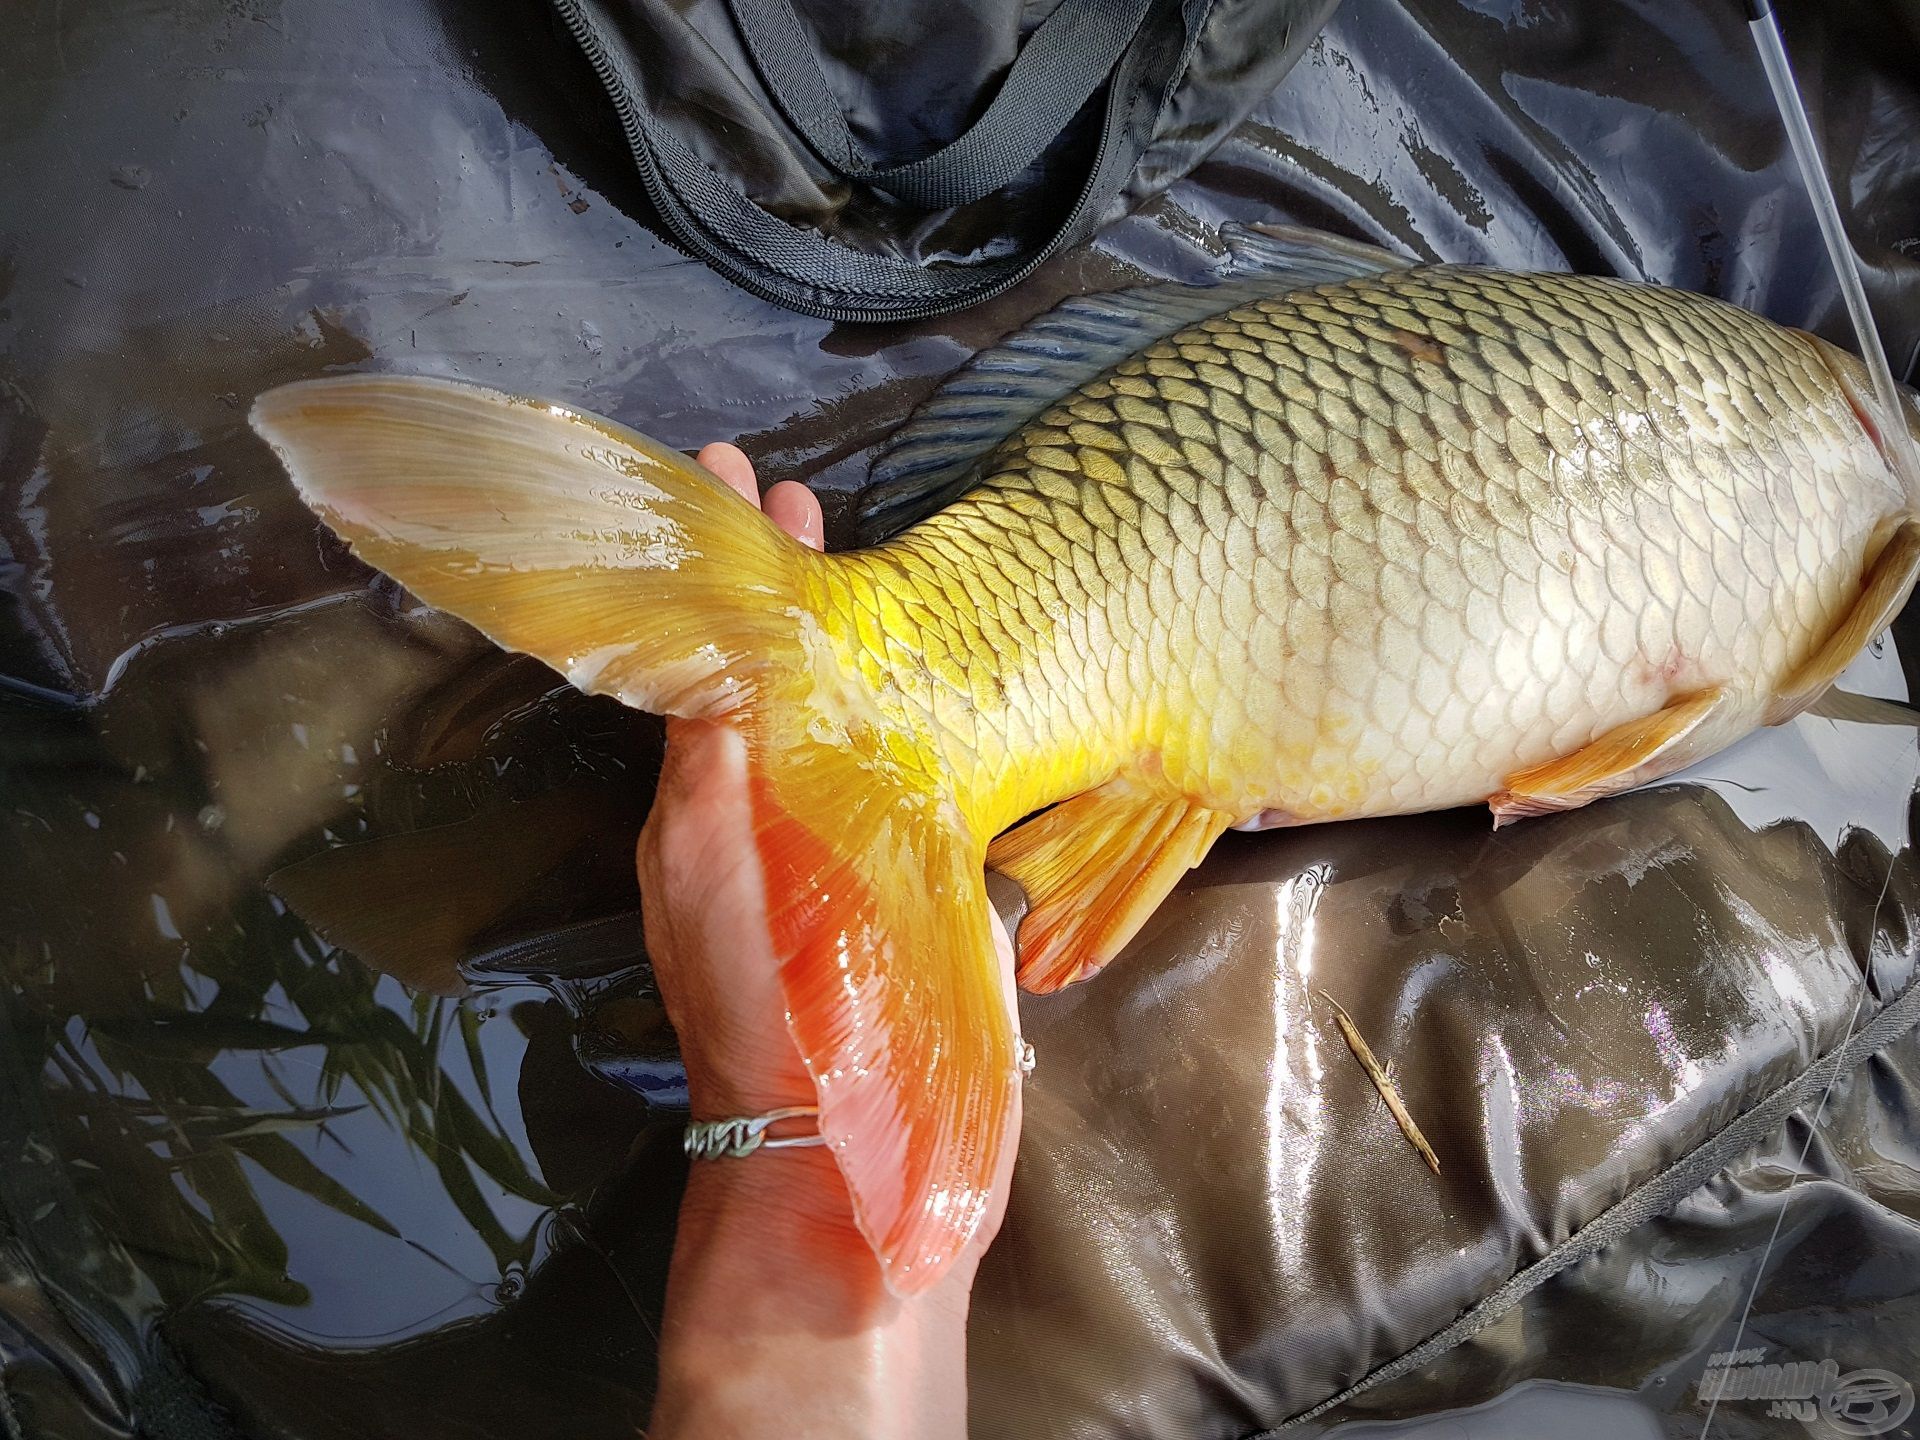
0,558,669,1391
1265,863,1329,1275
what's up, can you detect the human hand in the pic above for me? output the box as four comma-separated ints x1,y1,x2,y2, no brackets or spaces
637,442,1020,1290
641,443,1017,1437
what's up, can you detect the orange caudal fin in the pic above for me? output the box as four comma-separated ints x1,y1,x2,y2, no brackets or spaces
751,719,1019,1295
987,781,1234,994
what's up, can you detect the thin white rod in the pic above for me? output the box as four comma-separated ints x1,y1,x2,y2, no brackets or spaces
1750,9,1920,490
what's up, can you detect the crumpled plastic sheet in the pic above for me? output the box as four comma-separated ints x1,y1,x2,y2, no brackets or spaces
2,1,1918,1438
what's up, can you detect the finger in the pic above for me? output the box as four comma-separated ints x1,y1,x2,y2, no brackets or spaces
764,480,824,550
640,718,747,887
642,718,694,872
987,906,1014,963
696,442,760,508
651,717,739,817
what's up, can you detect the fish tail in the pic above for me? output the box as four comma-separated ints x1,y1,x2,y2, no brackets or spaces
251,375,1017,1294
748,717,1017,1294
252,374,811,719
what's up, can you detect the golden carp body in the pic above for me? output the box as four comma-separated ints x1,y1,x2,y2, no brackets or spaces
252,245,1920,1295
848,267,1915,827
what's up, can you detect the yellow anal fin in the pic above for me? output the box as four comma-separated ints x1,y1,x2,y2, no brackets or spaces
1490,686,1729,828
751,720,1018,1298
1766,517,1920,727
986,782,1234,995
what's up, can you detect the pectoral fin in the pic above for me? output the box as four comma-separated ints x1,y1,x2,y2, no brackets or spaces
1490,686,1730,827
986,782,1233,994
750,718,1018,1297
1766,517,1920,726
1806,688,1920,726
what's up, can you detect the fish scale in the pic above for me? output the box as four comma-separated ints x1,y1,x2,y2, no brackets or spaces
253,239,1920,1295
829,266,1904,834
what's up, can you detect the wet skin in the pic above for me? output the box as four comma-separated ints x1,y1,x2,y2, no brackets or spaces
641,443,1020,1440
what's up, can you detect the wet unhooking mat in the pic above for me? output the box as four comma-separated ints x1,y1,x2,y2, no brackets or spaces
4,2,1920,1438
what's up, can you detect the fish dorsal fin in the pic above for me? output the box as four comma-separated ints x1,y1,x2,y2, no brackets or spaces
856,225,1413,542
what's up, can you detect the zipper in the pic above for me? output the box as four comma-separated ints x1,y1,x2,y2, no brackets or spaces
549,0,1191,324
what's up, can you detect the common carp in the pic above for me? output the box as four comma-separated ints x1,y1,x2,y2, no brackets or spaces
250,227,1920,1295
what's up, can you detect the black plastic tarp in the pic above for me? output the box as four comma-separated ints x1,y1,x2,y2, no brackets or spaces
3,2,1920,1438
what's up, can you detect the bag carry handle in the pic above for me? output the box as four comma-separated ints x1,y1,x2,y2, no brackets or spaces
727,0,1156,209
554,0,1212,322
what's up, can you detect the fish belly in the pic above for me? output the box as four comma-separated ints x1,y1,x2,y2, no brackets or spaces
1212,471,1888,825
924,266,1909,830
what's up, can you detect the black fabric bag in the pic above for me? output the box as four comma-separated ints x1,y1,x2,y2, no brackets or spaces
552,0,1339,320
